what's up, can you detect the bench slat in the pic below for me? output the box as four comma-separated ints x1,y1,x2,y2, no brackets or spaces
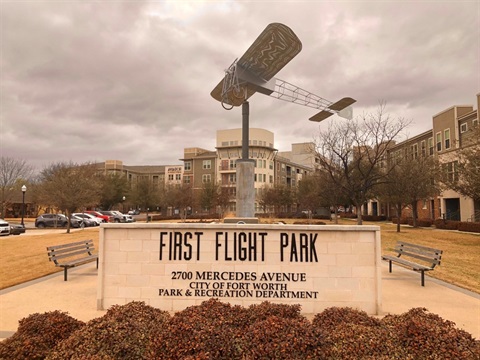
395,241,442,254
48,245,95,257
47,240,94,251
49,249,95,261
395,250,441,265
58,255,98,267
382,255,433,271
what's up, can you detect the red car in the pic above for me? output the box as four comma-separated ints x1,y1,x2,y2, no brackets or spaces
85,210,113,223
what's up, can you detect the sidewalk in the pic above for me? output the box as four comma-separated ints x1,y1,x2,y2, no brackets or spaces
1,262,479,340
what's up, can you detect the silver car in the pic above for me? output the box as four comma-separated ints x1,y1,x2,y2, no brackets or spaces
73,213,103,226
0,219,10,236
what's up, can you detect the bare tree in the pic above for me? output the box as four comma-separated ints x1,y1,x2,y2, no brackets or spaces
316,170,349,224
38,162,101,233
257,183,294,217
99,173,130,211
199,181,218,214
376,154,440,231
132,177,160,219
215,186,232,219
258,184,276,217
163,183,194,221
315,104,410,224
0,157,34,218
198,181,232,220
297,175,320,222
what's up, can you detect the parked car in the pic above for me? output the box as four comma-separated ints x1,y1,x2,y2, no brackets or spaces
111,210,135,223
10,224,26,235
35,214,83,228
73,213,103,226
72,214,95,227
99,210,126,223
84,210,112,223
0,219,10,236
128,209,140,215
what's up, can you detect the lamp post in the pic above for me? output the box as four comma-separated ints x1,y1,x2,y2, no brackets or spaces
122,196,126,213
21,185,26,227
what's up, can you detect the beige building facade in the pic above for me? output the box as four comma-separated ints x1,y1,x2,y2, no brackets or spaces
369,93,479,222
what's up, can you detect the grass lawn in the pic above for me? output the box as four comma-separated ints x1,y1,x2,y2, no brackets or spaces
1,221,479,293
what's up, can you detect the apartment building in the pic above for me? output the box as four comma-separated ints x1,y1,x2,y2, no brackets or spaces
370,93,479,222
94,128,314,215
433,93,479,221
179,129,315,214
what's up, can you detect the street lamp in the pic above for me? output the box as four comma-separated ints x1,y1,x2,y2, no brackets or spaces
122,196,126,213
21,185,26,227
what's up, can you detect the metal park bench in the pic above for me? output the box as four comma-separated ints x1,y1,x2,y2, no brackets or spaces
47,240,98,281
382,241,443,286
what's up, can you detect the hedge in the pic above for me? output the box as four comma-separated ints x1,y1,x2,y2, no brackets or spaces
1,300,479,359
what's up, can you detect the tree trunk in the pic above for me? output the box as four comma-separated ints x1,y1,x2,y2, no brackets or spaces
411,201,418,227
396,204,402,233
356,204,363,225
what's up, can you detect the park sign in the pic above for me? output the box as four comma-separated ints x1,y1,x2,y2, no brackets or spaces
97,223,382,315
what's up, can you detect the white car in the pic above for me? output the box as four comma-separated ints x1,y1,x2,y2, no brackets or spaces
73,213,103,226
111,210,135,223
0,219,10,236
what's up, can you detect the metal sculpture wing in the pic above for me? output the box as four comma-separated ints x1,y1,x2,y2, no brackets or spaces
211,23,356,121
211,23,302,107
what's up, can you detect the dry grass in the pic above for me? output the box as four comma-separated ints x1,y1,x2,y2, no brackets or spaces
1,221,479,293
378,222,480,293
0,228,99,289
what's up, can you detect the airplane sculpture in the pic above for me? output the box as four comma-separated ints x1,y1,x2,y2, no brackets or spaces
210,23,356,219
211,23,356,122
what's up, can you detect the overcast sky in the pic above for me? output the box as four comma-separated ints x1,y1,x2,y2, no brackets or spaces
1,0,479,171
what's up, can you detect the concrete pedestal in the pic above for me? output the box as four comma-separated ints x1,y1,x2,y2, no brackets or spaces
236,159,255,218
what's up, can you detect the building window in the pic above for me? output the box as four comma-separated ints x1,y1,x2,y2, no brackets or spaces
473,119,478,127
184,176,191,184
428,137,434,155
421,141,426,157
436,132,442,152
168,174,174,181
410,144,418,159
444,129,450,149
229,160,236,169
460,123,467,133
184,162,191,171
228,173,236,183
446,161,458,182
175,174,181,181
203,160,211,169
202,174,211,183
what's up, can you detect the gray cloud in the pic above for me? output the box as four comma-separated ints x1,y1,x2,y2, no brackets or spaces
1,1,479,171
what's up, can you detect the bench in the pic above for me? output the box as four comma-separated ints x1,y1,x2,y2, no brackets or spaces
47,240,98,281
382,241,442,286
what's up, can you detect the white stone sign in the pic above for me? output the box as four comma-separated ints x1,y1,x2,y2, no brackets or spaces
97,223,382,315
